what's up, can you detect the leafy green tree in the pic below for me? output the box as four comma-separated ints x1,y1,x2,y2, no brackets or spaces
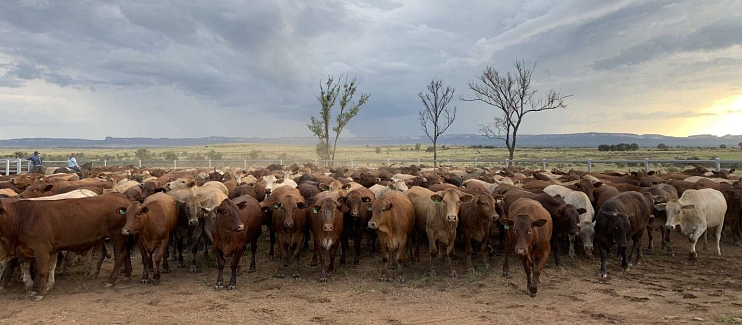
657,143,668,150
135,148,151,160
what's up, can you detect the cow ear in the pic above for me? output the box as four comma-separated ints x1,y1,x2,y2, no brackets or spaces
342,183,352,190
492,194,504,204
0,205,4,214
276,178,284,184
236,201,249,210
554,194,564,202
681,204,695,210
361,197,371,203
376,178,381,183
532,219,548,228
499,218,514,227
140,206,149,214
44,184,54,191
9,178,15,184
654,203,666,211
576,208,587,214
319,183,329,191
296,202,308,209
338,204,349,213
187,181,196,188
337,196,347,204
430,194,443,203
459,194,474,203
594,182,603,188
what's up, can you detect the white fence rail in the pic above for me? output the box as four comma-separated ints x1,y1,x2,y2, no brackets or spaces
4,158,741,176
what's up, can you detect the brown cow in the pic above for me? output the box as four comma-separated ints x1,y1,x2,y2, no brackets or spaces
458,189,502,272
367,191,415,282
339,187,376,265
309,193,347,282
500,198,552,297
407,186,473,277
0,194,132,301
212,196,262,290
120,192,179,285
261,186,309,278
232,195,266,273
123,185,143,202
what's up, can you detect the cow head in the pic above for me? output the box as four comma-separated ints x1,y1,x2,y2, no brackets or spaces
311,197,346,232
430,189,473,223
474,193,501,222
573,179,601,203
600,211,633,248
215,199,246,233
120,202,149,235
579,220,596,258
341,190,373,221
555,204,584,238
181,195,201,227
165,178,196,191
141,181,165,198
18,183,54,199
265,194,307,228
656,200,697,235
368,199,393,230
500,214,548,257
388,179,408,192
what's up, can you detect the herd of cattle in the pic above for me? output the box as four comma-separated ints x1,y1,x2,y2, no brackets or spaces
0,163,740,301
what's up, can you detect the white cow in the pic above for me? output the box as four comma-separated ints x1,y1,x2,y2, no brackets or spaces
25,189,98,201
544,185,596,258
112,180,140,193
262,174,297,196
370,180,408,199
656,188,727,259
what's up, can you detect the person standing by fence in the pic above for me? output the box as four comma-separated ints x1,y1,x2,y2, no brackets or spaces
27,151,42,172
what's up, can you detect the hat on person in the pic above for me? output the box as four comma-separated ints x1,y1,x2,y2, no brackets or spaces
33,151,40,154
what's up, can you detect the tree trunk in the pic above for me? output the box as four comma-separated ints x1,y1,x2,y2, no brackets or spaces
433,140,437,167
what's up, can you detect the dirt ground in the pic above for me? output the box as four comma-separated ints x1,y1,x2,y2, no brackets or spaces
2,229,742,325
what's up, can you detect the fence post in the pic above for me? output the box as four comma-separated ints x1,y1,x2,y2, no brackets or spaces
4,160,9,176
16,159,21,175
715,158,721,172
314,159,318,166
104,160,107,167
447,159,451,165
644,158,649,172
387,158,390,166
244,159,247,168
139,160,142,168
350,159,354,168
280,159,283,166
474,158,477,167
208,159,212,168
505,159,509,168
174,160,177,169
541,158,547,171
417,158,420,166
587,159,592,173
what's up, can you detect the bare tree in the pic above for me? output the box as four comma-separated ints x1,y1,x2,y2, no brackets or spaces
418,79,457,167
462,60,569,160
308,74,370,166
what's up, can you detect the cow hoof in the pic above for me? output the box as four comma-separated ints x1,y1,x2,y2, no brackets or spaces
666,251,675,257
152,279,160,285
734,241,742,247
189,268,197,274
123,276,131,281
502,271,509,277
228,285,237,290
689,252,698,260
339,259,346,266
140,279,149,284
645,250,654,255
379,276,389,282
215,284,223,290
599,272,607,279
449,270,458,278
466,268,475,274
319,277,328,283
27,291,37,297
310,261,317,267
162,268,171,274
0,287,7,293
353,261,360,267
248,267,256,273
292,273,300,279
284,262,289,267
103,282,113,288
529,290,537,298
178,263,185,269
32,295,44,302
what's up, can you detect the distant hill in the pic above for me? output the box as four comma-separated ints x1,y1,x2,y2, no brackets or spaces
2,133,741,148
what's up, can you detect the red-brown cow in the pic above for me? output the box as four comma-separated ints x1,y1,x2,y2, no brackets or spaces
212,196,263,290
368,191,415,282
339,187,376,266
459,189,503,272
120,192,179,285
309,192,347,282
261,186,309,278
501,198,553,297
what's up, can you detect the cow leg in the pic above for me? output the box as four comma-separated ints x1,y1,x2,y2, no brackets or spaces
446,242,457,278
229,249,243,290
21,262,33,290
396,237,407,283
175,235,185,268
619,245,629,273
551,236,563,267
662,227,674,257
427,234,438,277
464,235,474,273
310,243,318,267
328,242,340,277
291,242,302,279
46,253,58,292
275,239,288,278
481,236,491,271
531,252,549,297
689,227,705,260
368,230,377,256
598,244,608,278
502,240,512,277
215,249,225,290
568,234,576,258
0,259,18,292
30,252,50,301
631,230,644,265
152,242,167,285
139,244,151,284
249,237,258,273
702,230,709,252
715,224,723,256
318,243,328,282
380,241,390,282
105,236,129,287
161,245,171,274
520,255,533,297
353,228,363,266
268,229,276,260
339,233,349,266
645,227,654,254
190,229,202,273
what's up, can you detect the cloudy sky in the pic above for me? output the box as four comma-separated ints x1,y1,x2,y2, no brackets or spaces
1,0,741,139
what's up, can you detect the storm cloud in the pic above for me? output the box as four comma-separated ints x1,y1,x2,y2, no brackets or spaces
0,0,740,139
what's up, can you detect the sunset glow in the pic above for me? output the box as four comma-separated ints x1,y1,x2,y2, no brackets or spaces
675,94,742,137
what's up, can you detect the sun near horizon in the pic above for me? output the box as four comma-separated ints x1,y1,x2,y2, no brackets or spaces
671,94,742,137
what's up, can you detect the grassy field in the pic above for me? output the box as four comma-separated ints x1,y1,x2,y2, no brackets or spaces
2,143,742,172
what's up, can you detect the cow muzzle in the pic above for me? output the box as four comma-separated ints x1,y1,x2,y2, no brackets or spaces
323,224,334,232
446,215,458,223
234,224,245,232
284,221,294,228
188,219,199,227
351,211,359,218
665,225,675,231
516,248,527,256
368,221,378,229
121,228,132,236
618,242,628,248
